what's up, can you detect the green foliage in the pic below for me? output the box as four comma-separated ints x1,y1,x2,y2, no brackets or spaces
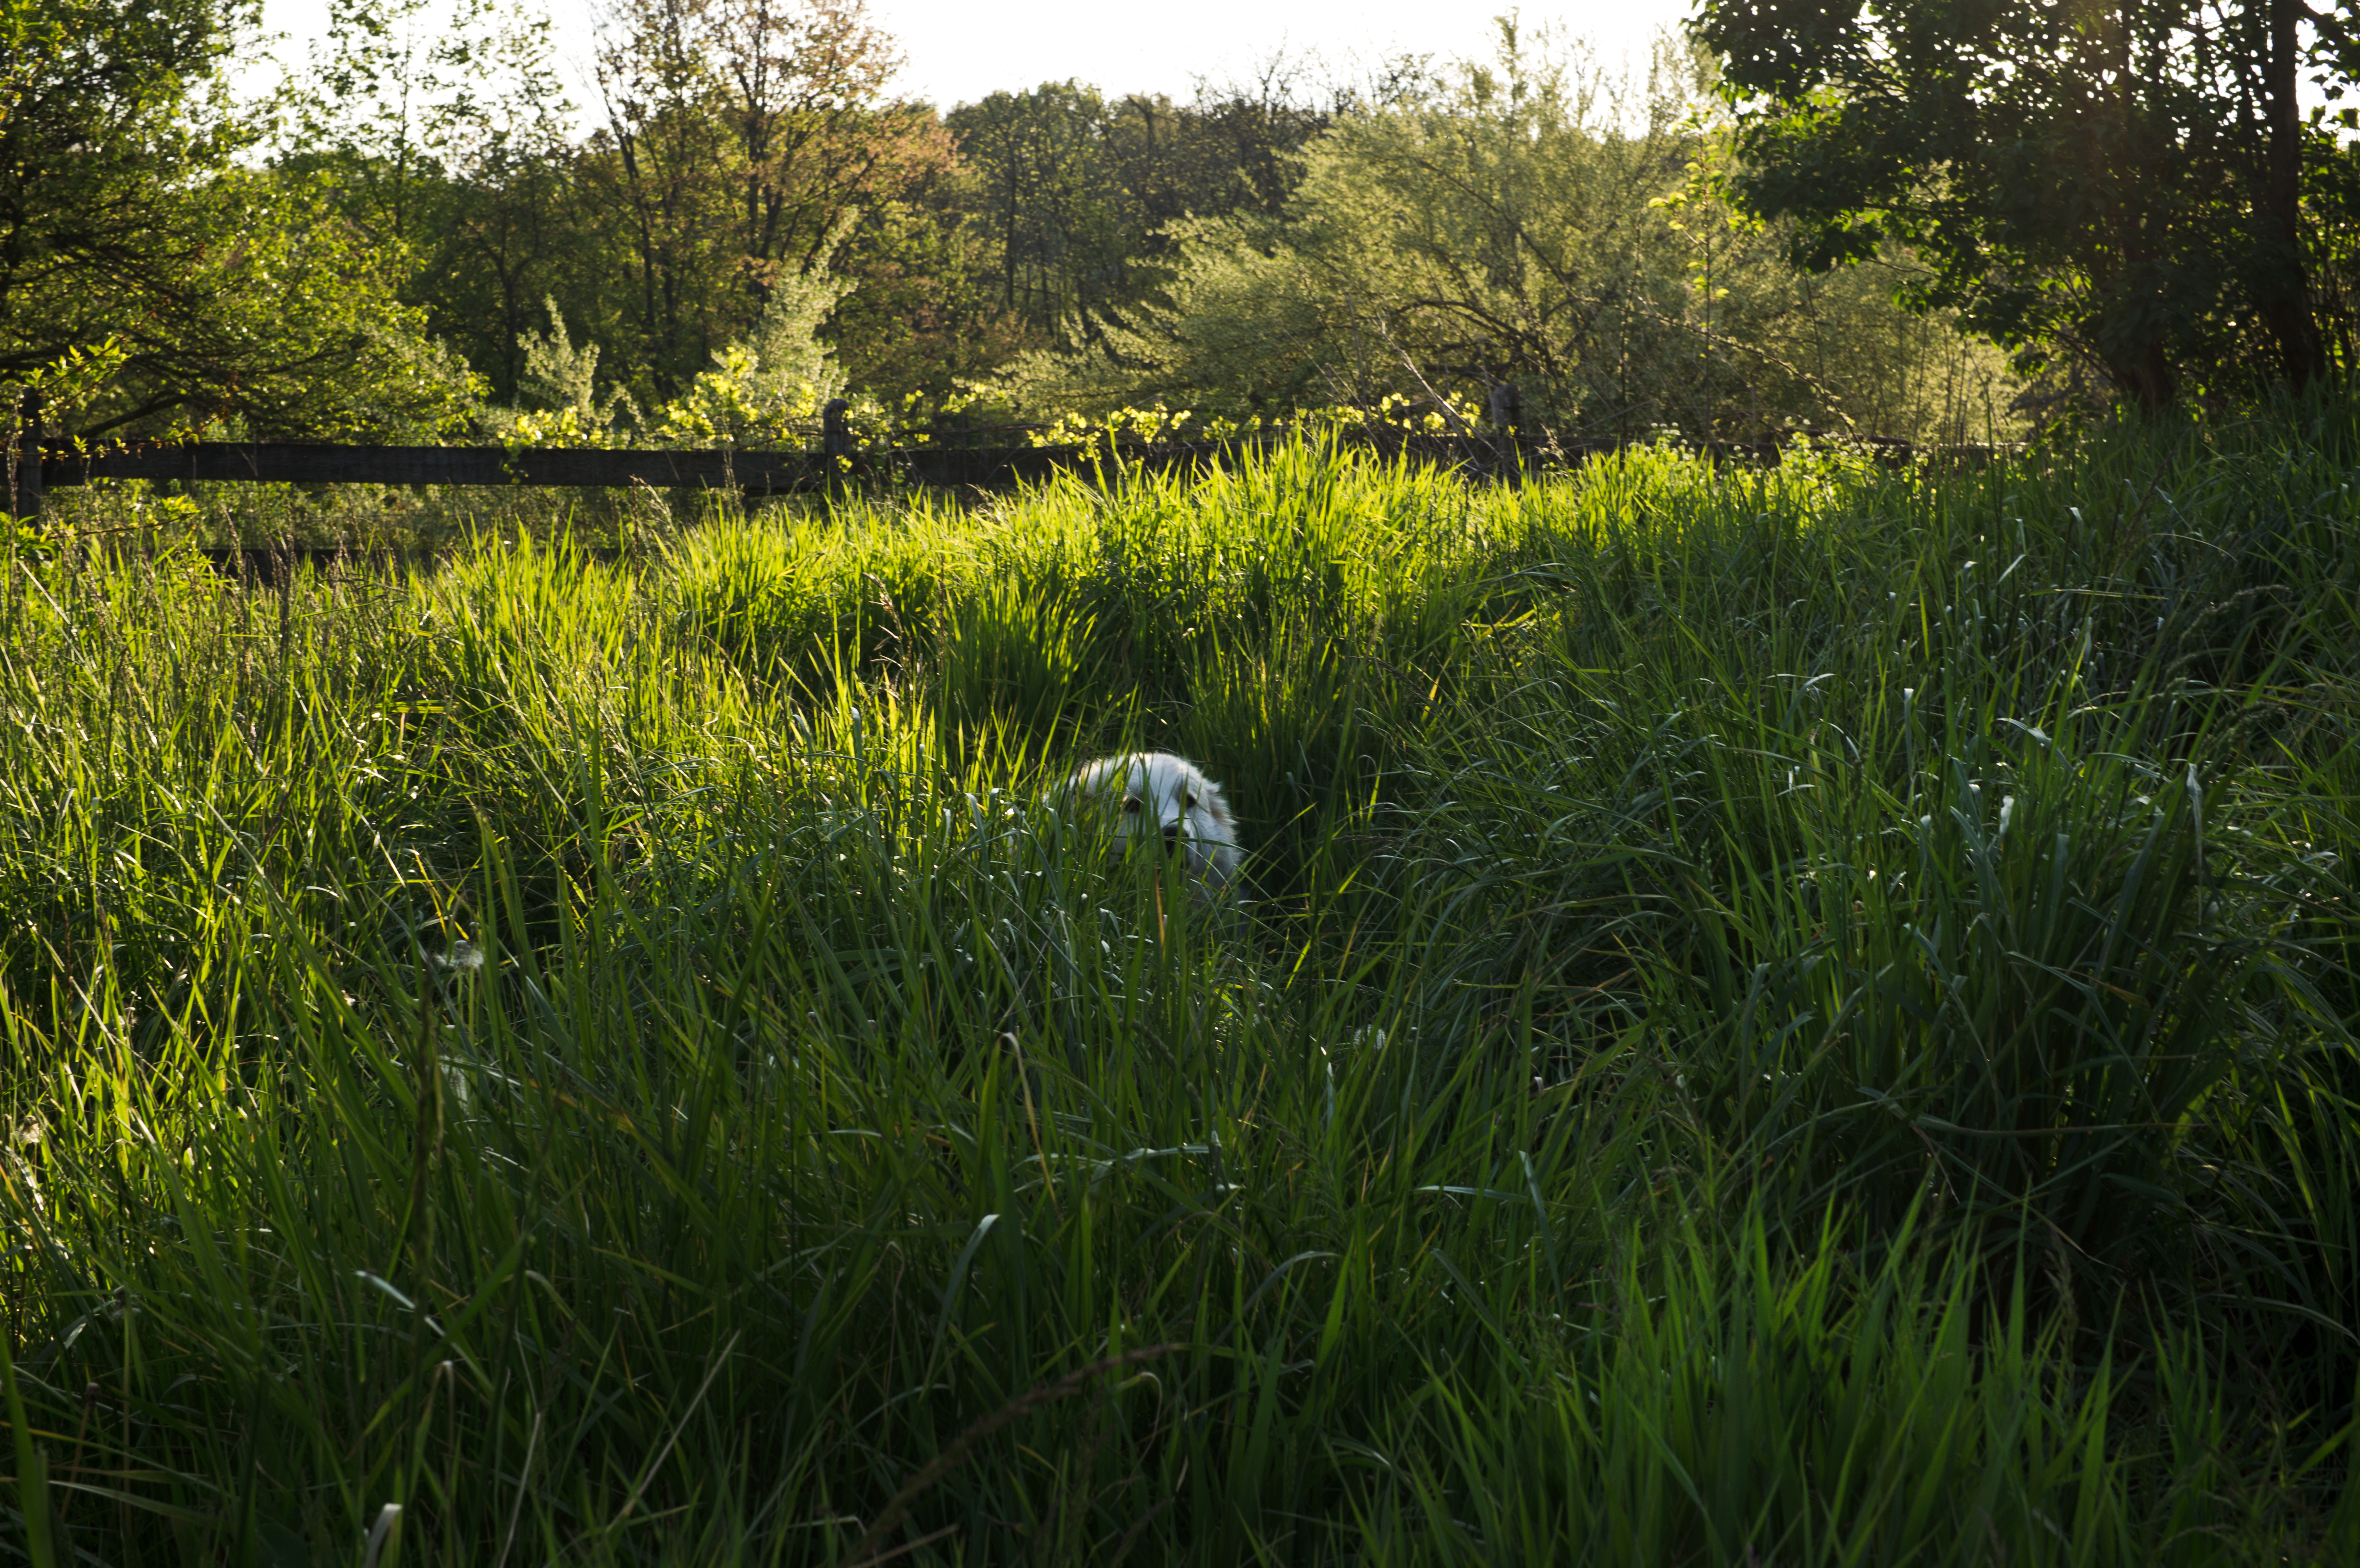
946,81,1148,332
277,0,582,400
825,191,1037,405
1693,0,2360,408
2,416,2357,1560
941,74,1331,342
478,264,851,450
649,261,851,445
481,297,637,446
933,570,1103,763
267,19,1353,419
1006,23,2020,447
279,0,952,415
0,0,479,441
572,0,946,408
228,9,2091,445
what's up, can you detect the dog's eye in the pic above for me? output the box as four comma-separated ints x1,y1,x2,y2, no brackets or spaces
1122,797,1141,812
1183,793,1196,808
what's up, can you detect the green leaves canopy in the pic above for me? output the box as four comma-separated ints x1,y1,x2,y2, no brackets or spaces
0,0,475,440
1005,26,2018,446
1692,0,2358,408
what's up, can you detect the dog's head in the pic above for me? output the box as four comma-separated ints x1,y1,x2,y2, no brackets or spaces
1067,752,1239,887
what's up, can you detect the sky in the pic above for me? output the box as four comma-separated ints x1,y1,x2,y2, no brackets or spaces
859,0,1697,110
253,0,1702,119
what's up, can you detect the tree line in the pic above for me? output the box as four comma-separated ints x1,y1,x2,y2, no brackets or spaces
4,0,2356,459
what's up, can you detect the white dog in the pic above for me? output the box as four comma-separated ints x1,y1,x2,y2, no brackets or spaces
1066,752,1242,895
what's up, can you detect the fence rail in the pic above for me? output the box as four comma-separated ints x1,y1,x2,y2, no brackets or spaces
11,433,1334,518
28,440,835,496
10,394,1997,528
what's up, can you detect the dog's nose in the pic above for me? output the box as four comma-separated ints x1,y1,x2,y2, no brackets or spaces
1161,823,1182,852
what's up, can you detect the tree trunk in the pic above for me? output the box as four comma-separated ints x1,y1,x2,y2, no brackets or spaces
2104,334,2178,414
2257,0,2323,389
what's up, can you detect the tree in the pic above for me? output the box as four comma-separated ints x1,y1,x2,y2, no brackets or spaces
702,0,934,290
1692,0,2360,408
579,0,946,404
0,0,470,439
945,83,1138,331
940,69,1337,346
648,260,848,443
1003,23,2015,445
821,178,1032,404
284,0,583,401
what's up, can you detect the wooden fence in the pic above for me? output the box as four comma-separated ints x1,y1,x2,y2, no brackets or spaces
10,390,1987,541
8,432,1324,515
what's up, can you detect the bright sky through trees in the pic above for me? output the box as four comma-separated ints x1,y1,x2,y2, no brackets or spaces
256,0,1699,118
861,0,1697,108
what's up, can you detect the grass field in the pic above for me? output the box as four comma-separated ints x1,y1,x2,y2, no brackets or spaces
2,418,2358,1565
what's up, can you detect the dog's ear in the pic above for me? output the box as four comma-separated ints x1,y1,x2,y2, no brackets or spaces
1198,779,1233,832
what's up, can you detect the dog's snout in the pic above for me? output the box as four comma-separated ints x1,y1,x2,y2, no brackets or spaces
1161,822,1182,851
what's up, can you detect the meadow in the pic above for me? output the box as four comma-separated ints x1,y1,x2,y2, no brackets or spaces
1,417,2357,1565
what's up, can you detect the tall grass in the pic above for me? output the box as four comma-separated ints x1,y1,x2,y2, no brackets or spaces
1,422,2356,1564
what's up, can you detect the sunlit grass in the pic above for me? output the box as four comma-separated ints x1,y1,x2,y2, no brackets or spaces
1,419,2357,1563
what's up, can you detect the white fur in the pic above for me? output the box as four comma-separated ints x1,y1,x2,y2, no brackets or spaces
1066,752,1241,894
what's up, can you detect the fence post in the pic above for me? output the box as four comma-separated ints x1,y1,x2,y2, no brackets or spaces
823,398,852,466
1487,380,1523,486
10,388,38,524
